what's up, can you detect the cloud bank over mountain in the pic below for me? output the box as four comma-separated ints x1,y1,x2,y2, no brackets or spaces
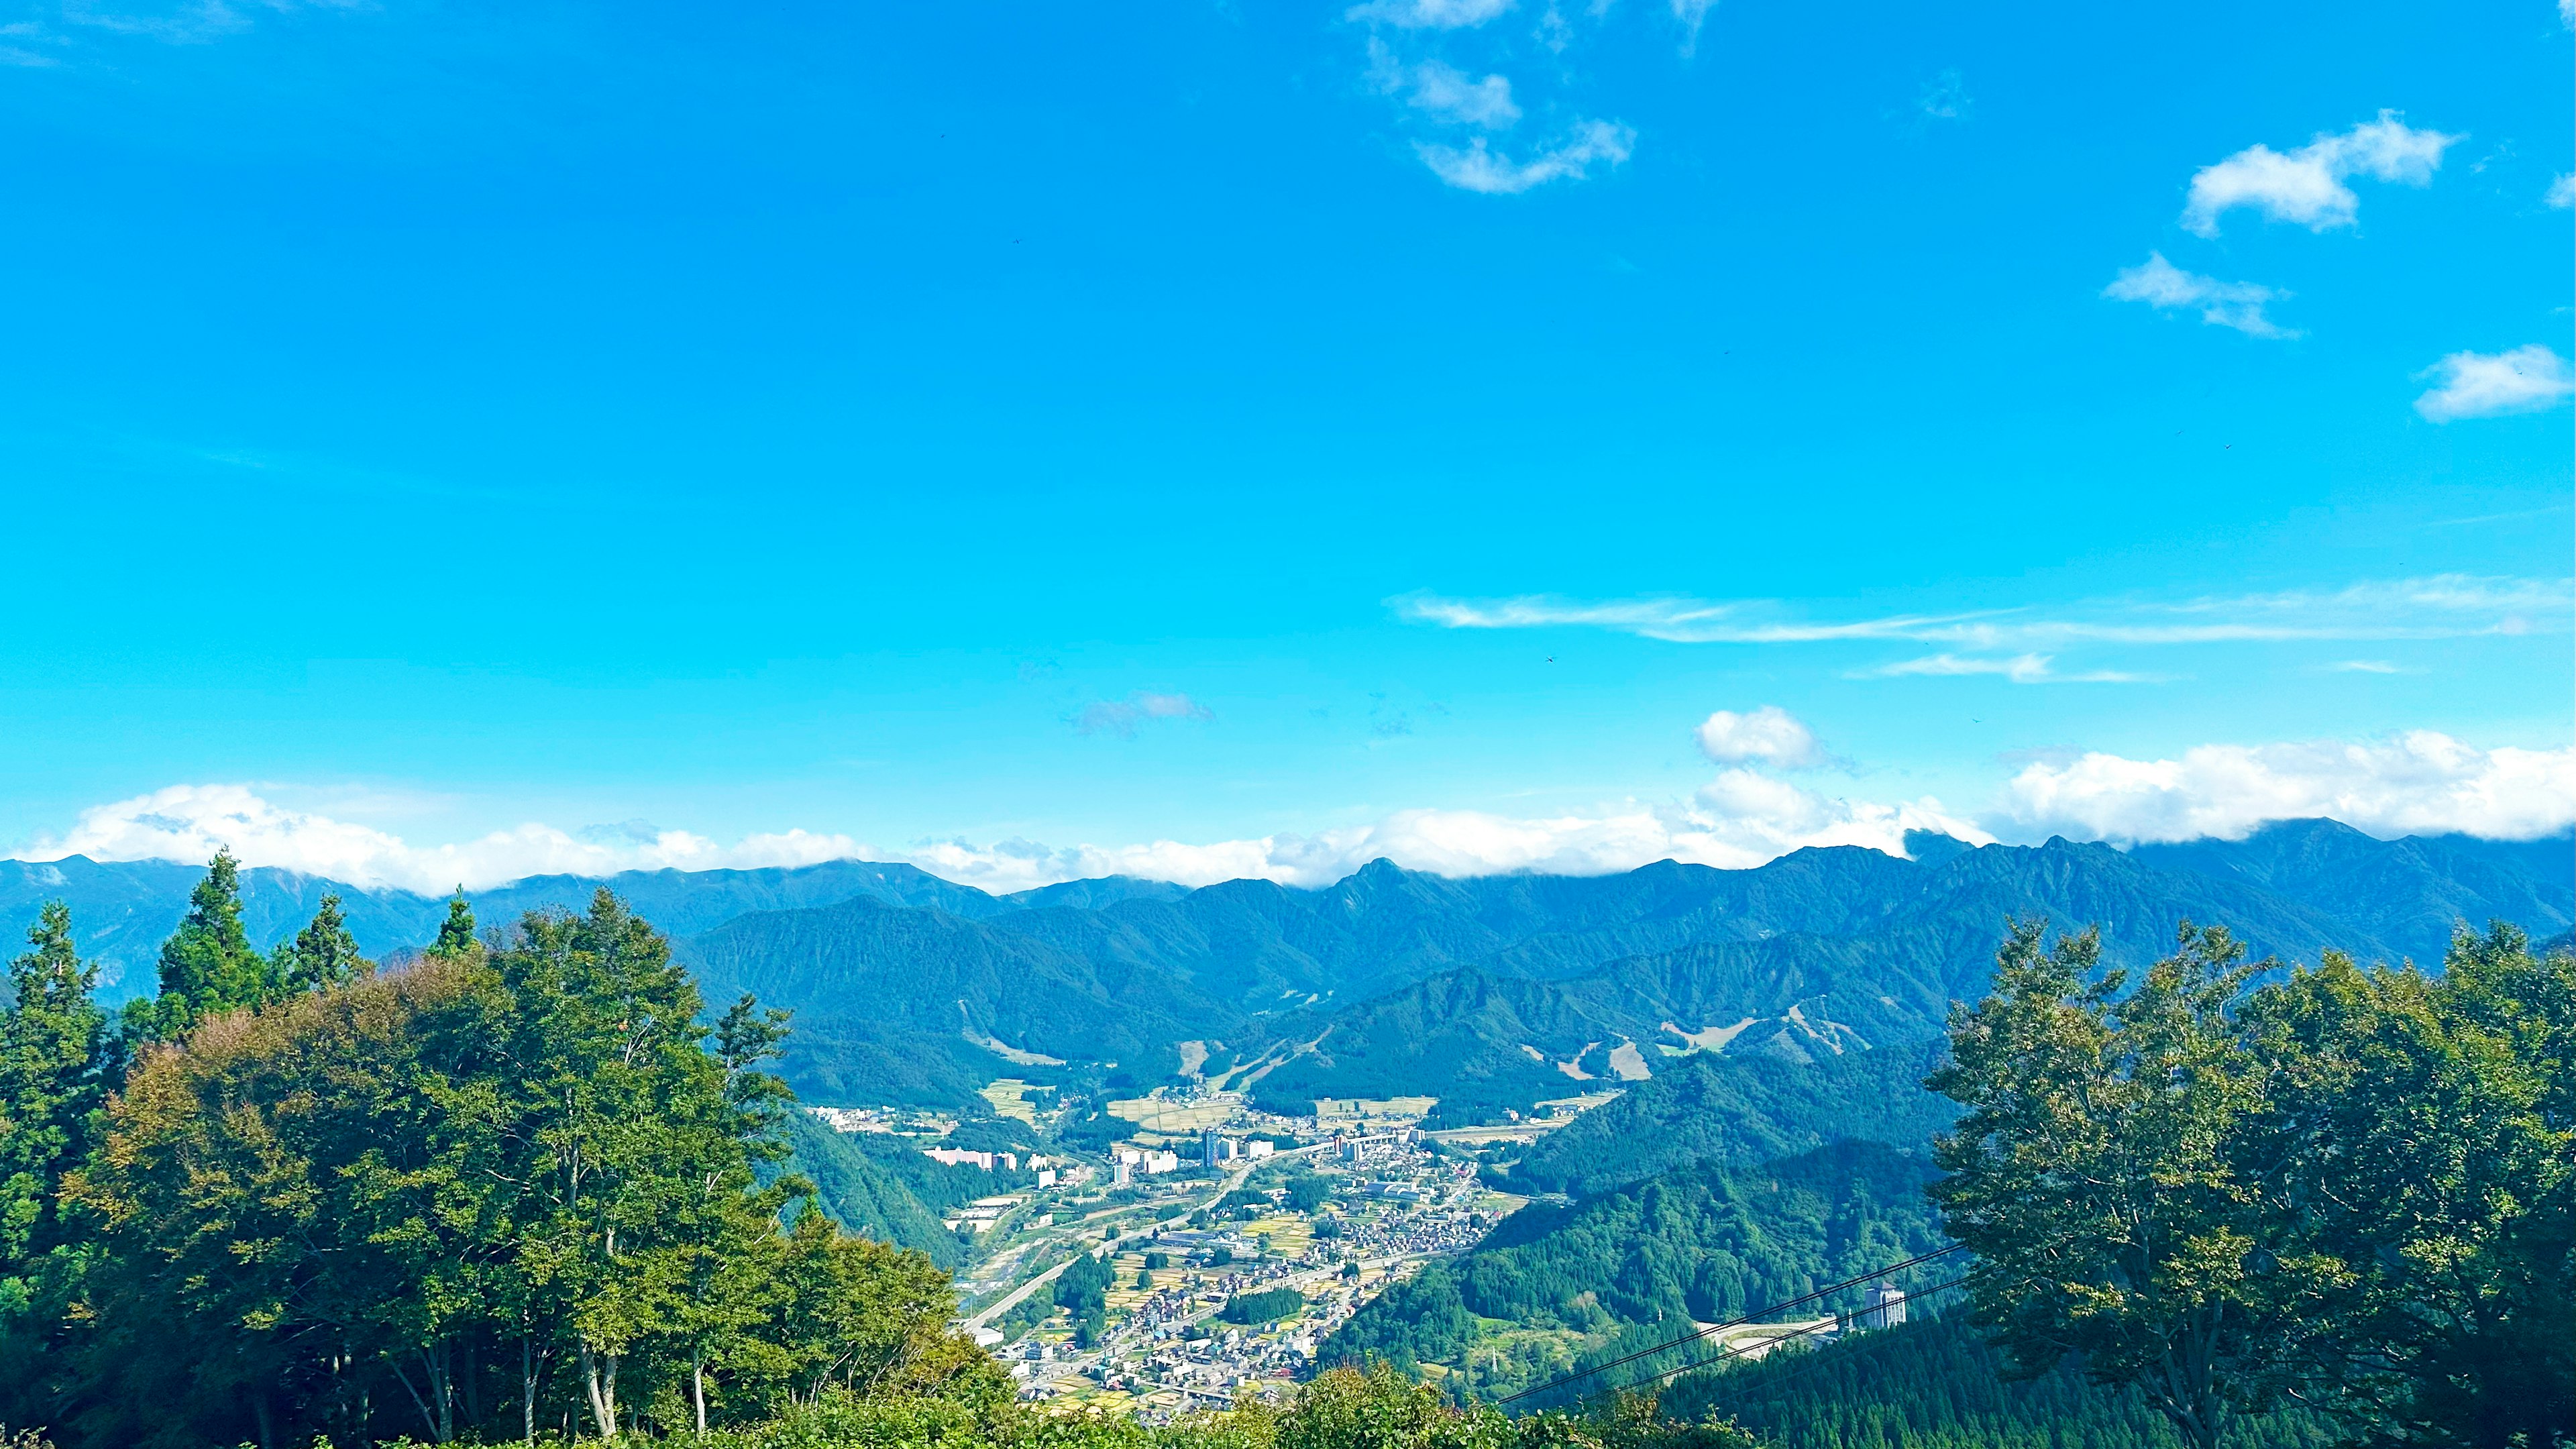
14,711,2566,894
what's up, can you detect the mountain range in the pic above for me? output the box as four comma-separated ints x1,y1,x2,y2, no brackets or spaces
3,819,2567,1128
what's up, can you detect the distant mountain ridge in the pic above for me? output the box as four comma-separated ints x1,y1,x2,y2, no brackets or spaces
4,820,2567,1125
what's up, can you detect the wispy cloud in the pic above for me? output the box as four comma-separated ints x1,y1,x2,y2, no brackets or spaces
1915,68,1969,121
1073,691,1215,738
1368,42,1521,127
1859,653,2159,684
2004,731,2576,845
2547,174,2575,209
2325,659,2406,674
2103,253,2298,338
2182,111,2459,237
1346,0,1513,28
2414,345,2576,423
1393,575,2571,653
1417,119,1635,194
1670,0,1719,57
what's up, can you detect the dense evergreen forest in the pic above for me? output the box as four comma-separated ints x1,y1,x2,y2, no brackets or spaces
1327,1141,1946,1403
1657,1312,2339,1449
1493,1040,1957,1198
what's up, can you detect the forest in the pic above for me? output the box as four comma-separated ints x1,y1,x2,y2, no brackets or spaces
1,849,2569,1449
0,855,995,1446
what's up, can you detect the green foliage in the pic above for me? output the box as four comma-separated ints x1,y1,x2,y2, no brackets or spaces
0,903,103,1312
13,891,998,1448
770,1111,963,1267
272,892,369,993
1326,1140,1946,1404
1222,1289,1305,1325
688,1366,1750,1449
1055,1252,1116,1337
1929,920,2269,1449
119,850,282,1046
2230,925,2573,1447
1505,1040,1957,1199
1144,1250,1171,1270
1658,1311,2338,1449
1930,918,2576,1449
1285,1175,1333,1213
425,888,478,962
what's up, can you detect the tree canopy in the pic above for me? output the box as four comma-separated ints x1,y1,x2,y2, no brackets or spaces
1931,918,2572,1449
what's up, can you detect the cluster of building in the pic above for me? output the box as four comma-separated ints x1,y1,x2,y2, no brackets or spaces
1196,1129,1279,1167
924,1148,1072,1189
1110,1146,1183,1184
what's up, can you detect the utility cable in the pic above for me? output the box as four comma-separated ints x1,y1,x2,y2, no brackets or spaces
1602,1273,1972,1397
1492,1244,1965,1405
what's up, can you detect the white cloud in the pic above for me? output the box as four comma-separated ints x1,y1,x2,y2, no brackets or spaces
2325,659,2404,674
1367,42,1520,127
2413,345,2576,423
15,783,862,893
1862,653,2155,684
1916,69,1969,121
891,782,1990,889
2548,174,2575,209
1696,706,1825,767
1346,0,1513,28
2003,731,2576,844
1393,574,2570,649
1670,0,1718,56
2102,253,2298,339
1074,691,1216,737
1404,60,1520,127
15,772,1997,897
2182,111,2459,237
1417,119,1635,193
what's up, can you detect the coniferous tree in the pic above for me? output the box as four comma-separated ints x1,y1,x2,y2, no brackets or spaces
0,902,105,1311
123,850,282,1045
427,889,478,962
275,893,368,994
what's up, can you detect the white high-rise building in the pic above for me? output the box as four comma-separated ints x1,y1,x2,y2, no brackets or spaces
1860,1283,1907,1330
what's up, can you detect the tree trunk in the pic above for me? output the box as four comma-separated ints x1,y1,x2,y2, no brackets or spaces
580,1342,619,1441
692,1356,708,1437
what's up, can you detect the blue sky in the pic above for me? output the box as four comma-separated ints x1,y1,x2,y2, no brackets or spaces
3,0,2569,891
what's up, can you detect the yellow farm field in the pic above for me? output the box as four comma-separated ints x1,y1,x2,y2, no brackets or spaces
1106,1097,1236,1131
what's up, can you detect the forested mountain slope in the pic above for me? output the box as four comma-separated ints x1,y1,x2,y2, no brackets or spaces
9,820,2567,1104
1656,1311,2336,1449
1244,836,2410,1123
1324,1141,1949,1403
1501,1040,1959,1197
2132,818,2574,965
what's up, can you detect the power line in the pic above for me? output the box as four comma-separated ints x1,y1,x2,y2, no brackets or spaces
1603,1273,1971,1398
1648,1286,1972,1412
1493,1244,1966,1405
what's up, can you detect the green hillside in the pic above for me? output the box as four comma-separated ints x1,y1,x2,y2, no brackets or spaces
1502,1039,1959,1198
1658,1311,2337,1449
771,1111,969,1267
1323,1140,1949,1404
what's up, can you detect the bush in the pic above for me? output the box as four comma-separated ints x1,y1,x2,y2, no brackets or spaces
1284,1176,1333,1214
1222,1289,1306,1325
